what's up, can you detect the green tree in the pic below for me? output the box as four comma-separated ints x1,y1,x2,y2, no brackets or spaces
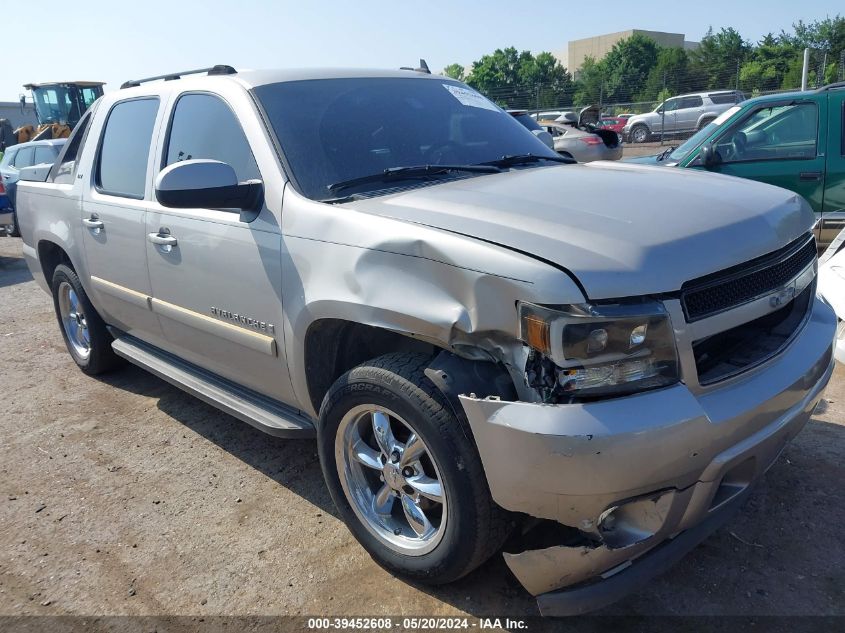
783,15,845,53
573,56,604,105
599,34,660,103
464,47,573,109
442,63,465,81
739,33,797,92
690,27,752,89
637,46,693,102
519,52,575,108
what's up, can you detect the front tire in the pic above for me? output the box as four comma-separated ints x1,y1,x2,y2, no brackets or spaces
51,264,122,375
630,124,649,143
318,353,512,584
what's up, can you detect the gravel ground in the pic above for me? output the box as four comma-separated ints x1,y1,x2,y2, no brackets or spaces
0,235,843,622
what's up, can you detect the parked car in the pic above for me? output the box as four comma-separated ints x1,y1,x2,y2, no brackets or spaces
508,110,554,149
15,65,834,616
0,181,11,234
597,115,628,135
541,106,622,162
624,82,845,248
818,231,845,364
0,138,65,236
623,90,745,143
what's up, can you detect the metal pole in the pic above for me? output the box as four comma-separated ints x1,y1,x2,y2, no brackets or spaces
660,71,666,146
819,51,828,87
801,48,810,91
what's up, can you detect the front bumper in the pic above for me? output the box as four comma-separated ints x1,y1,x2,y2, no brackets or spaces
459,295,835,613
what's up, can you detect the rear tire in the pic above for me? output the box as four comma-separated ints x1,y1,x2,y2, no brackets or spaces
318,352,512,585
51,264,123,375
697,117,715,131
6,213,20,237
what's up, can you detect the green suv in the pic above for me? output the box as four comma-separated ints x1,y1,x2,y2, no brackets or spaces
627,82,845,247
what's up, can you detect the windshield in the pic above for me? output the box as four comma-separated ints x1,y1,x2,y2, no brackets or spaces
254,78,559,200
668,105,742,162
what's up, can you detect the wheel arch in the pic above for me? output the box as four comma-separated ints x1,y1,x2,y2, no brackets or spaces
303,318,443,417
37,239,74,290
302,318,520,423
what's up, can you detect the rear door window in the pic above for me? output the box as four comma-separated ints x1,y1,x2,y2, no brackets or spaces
33,146,56,164
163,93,259,182
96,98,159,199
13,146,34,168
709,92,741,104
680,96,704,109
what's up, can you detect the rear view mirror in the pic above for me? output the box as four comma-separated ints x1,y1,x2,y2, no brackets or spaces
155,159,263,211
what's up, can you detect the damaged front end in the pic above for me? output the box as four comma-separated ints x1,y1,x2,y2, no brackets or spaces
452,289,835,616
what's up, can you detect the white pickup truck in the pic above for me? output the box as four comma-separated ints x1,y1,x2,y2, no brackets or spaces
16,64,835,615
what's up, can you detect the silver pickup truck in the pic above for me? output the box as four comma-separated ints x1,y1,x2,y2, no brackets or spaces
16,65,835,615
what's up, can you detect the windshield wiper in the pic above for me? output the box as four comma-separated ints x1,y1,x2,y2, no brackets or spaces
481,153,574,168
657,146,676,161
326,164,501,193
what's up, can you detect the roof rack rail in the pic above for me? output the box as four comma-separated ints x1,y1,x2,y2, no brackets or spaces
121,65,236,89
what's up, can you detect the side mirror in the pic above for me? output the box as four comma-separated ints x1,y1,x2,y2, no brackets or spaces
155,159,263,211
698,144,720,168
18,163,52,183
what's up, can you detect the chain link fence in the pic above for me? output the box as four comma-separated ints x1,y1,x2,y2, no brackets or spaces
477,47,843,146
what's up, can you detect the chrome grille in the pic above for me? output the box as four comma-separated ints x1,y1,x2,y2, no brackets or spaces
681,234,816,322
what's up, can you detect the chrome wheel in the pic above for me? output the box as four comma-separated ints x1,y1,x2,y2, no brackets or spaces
336,404,447,555
58,281,91,361
632,126,648,143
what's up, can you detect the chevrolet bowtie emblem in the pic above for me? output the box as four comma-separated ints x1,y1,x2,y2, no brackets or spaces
769,285,796,309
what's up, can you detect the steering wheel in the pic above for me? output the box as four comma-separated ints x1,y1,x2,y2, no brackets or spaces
731,131,747,160
425,141,461,165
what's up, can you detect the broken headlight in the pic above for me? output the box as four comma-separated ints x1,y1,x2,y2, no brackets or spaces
519,301,679,398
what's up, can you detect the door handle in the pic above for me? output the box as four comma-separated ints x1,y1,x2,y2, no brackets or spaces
82,217,104,230
799,171,822,181
148,232,178,247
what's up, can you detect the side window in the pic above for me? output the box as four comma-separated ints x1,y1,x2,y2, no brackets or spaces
661,99,679,113
716,102,818,164
96,98,159,199
680,96,703,109
710,92,739,105
14,146,34,168
33,146,55,164
51,110,94,184
164,93,260,182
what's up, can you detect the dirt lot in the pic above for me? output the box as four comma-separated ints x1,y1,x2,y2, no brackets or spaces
622,140,673,159
1,235,844,623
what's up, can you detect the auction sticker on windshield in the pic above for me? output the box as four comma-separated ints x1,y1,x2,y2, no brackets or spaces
443,84,499,111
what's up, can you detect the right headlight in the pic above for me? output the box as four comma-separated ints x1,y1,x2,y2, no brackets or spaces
518,301,680,398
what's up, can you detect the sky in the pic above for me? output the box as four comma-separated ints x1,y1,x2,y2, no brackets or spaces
3,0,842,101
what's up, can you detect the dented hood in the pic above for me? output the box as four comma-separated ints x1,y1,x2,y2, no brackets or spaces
345,162,814,299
